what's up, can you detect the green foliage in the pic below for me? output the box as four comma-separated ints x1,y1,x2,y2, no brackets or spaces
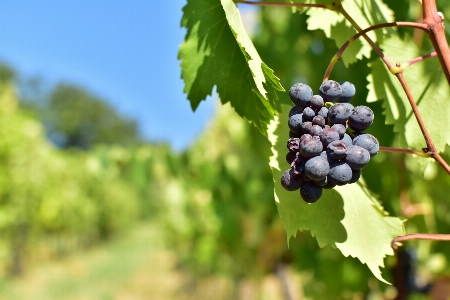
179,0,450,290
179,0,284,136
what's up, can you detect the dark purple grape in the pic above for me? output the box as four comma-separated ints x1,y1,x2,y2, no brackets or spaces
319,127,340,148
303,107,316,121
286,152,296,164
349,169,361,184
300,182,323,203
338,81,355,102
289,83,313,107
349,106,374,131
341,133,353,147
288,113,303,134
281,169,303,191
328,103,351,125
326,140,348,160
305,156,330,181
310,95,324,110
301,121,313,134
287,138,300,153
289,105,304,117
352,133,379,157
292,156,306,177
328,162,353,185
345,145,370,170
319,80,342,102
299,134,323,158
310,125,323,137
312,115,326,127
317,106,329,119
331,124,346,138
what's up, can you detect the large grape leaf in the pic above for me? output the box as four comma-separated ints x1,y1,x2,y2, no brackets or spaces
367,35,450,155
305,0,394,66
179,0,284,135
268,103,405,283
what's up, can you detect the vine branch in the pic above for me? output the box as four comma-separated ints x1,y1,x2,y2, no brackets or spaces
379,146,430,158
236,0,332,9
392,234,450,249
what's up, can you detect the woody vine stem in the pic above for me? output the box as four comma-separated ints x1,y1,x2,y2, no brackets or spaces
238,0,450,246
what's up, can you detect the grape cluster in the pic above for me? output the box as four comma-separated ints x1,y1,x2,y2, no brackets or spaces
281,80,379,203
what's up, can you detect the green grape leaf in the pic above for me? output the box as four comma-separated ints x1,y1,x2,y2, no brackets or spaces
367,35,450,168
269,103,405,283
305,0,394,66
179,0,284,136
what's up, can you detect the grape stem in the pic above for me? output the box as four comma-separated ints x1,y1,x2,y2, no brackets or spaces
379,146,430,158
323,22,429,81
236,1,333,9
392,234,450,249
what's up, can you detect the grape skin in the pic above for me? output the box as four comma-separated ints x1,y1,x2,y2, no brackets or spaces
310,95,324,110
328,103,351,125
328,162,353,185
319,128,340,148
345,145,370,170
349,106,374,131
303,107,316,121
300,182,323,203
327,140,348,160
288,113,303,134
281,169,303,191
305,156,330,181
300,134,323,158
319,80,342,102
338,81,355,102
352,134,379,157
289,105,304,117
289,83,313,107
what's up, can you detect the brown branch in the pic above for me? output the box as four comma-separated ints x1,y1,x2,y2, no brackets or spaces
236,1,332,9
422,0,450,85
379,146,430,157
323,22,429,81
392,233,450,249
403,51,437,68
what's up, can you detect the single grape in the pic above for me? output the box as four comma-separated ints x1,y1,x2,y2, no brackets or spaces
319,127,340,148
299,134,323,158
289,83,313,107
328,162,353,185
331,124,346,138
310,95,324,110
303,107,316,121
345,145,370,170
328,103,351,125
292,156,306,177
349,106,374,131
310,125,323,137
288,113,303,134
287,138,300,154
338,81,355,102
289,105,304,117
317,106,329,120
300,182,323,203
281,169,303,191
312,115,326,128
352,133,379,157
305,156,330,181
319,80,342,102
301,121,313,134
327,140,348,160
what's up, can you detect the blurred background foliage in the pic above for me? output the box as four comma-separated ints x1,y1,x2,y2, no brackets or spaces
0,0,449,299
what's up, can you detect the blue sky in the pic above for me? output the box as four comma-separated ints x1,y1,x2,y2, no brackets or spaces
0,0,219,151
